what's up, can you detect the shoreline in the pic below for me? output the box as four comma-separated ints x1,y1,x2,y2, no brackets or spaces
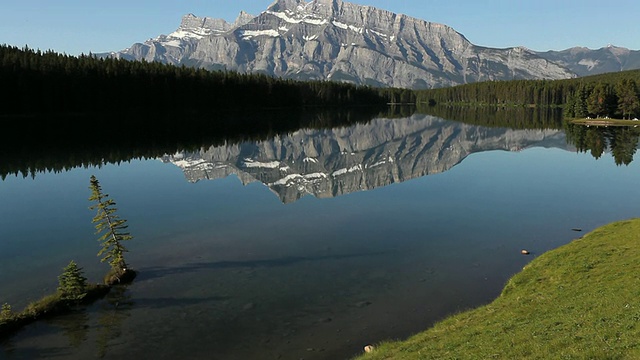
0,284,110,340
569,118,640,127
355,218,640,359
0,269,136,341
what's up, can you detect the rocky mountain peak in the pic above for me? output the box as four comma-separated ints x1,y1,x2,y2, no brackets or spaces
103,0,578,88
177,13,231,35
309,0,344,15
606,44,631,56
267,0,307,12
234,11,256,27
535,44,639,77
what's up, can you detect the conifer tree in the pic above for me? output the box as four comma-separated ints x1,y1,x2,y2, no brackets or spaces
88,175,132,273
616,79,640,119
1,303,12,320
57,260,88,301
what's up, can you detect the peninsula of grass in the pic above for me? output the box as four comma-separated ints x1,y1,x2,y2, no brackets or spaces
570,118,640,127
356,218,640,359
0,283,110,339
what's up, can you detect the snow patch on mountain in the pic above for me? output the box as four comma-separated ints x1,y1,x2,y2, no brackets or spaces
241,29,281,40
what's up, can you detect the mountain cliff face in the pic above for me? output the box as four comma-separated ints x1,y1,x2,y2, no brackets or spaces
161,115,567,203
105,0,575,89
108,12,254,64
535,45,640,77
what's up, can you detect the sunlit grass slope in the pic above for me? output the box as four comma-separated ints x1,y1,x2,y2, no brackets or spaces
356,218,640,359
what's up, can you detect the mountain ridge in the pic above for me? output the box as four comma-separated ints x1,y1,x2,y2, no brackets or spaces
103,0,579,89
534,45,640,77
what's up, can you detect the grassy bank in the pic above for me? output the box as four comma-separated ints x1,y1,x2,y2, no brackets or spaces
356,218,640,359
0,284,110,339
570,118,640,127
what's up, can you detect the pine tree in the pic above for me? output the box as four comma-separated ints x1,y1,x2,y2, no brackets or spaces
587,83,610,118
88,175,132,273
1,303,12,320
575,86,590,118
616,79,640,119
57,260,88,301
563,93,576,118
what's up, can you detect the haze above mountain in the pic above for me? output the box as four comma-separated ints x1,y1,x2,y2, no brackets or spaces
103,0,639,89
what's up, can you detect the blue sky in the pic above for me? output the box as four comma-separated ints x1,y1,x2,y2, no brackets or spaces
1,0,639,55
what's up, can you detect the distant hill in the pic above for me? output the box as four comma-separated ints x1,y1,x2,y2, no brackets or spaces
535,45,640,77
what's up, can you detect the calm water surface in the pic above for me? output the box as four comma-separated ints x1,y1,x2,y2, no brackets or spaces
1,115,639,360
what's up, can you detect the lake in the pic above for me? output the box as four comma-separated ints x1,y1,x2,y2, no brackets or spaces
1,113,639,360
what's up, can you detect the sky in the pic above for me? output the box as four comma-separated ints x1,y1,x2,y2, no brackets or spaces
1,0,639,56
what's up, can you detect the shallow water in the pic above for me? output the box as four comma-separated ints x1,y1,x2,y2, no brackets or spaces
2,115,640,359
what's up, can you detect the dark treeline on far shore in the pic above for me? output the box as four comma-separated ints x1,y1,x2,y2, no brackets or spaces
416,70,640,120
0,44,414,116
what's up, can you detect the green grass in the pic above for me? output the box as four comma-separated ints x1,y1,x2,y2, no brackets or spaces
570,118,640,127
0,283,110,339
355,218,640,360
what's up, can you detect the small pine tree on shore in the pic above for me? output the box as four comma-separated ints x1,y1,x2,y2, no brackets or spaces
1,303,12,320
57,261,88,301
88,175,133,274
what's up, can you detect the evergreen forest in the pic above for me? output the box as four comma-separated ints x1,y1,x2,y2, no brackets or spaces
415,70,640,120
0,44,411,116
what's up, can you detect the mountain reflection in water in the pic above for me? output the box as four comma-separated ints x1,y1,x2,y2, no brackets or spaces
163,114,568,203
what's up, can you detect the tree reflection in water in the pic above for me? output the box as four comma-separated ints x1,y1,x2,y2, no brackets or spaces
564,122,640,165
96,285,134,358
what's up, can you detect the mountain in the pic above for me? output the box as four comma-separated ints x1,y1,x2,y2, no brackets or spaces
107,12,254,64
161,114,568,203
535,45,640,77
103,0,574,89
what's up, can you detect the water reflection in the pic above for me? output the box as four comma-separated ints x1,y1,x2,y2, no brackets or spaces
4,110,640,360
163,114,568,203
57,311,90,348
96,285,133,358
0,107,394,180
564,123,640,165
416,104,564,130
138,252,385,281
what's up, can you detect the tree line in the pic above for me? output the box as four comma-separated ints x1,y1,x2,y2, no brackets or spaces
415,70,640,120
0,44,411,115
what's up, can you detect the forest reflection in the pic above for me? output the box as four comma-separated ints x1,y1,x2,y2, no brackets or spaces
420,105,640,165
415,104,564,130
0,106,403,180
564,122,640,165
3,104,636,180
